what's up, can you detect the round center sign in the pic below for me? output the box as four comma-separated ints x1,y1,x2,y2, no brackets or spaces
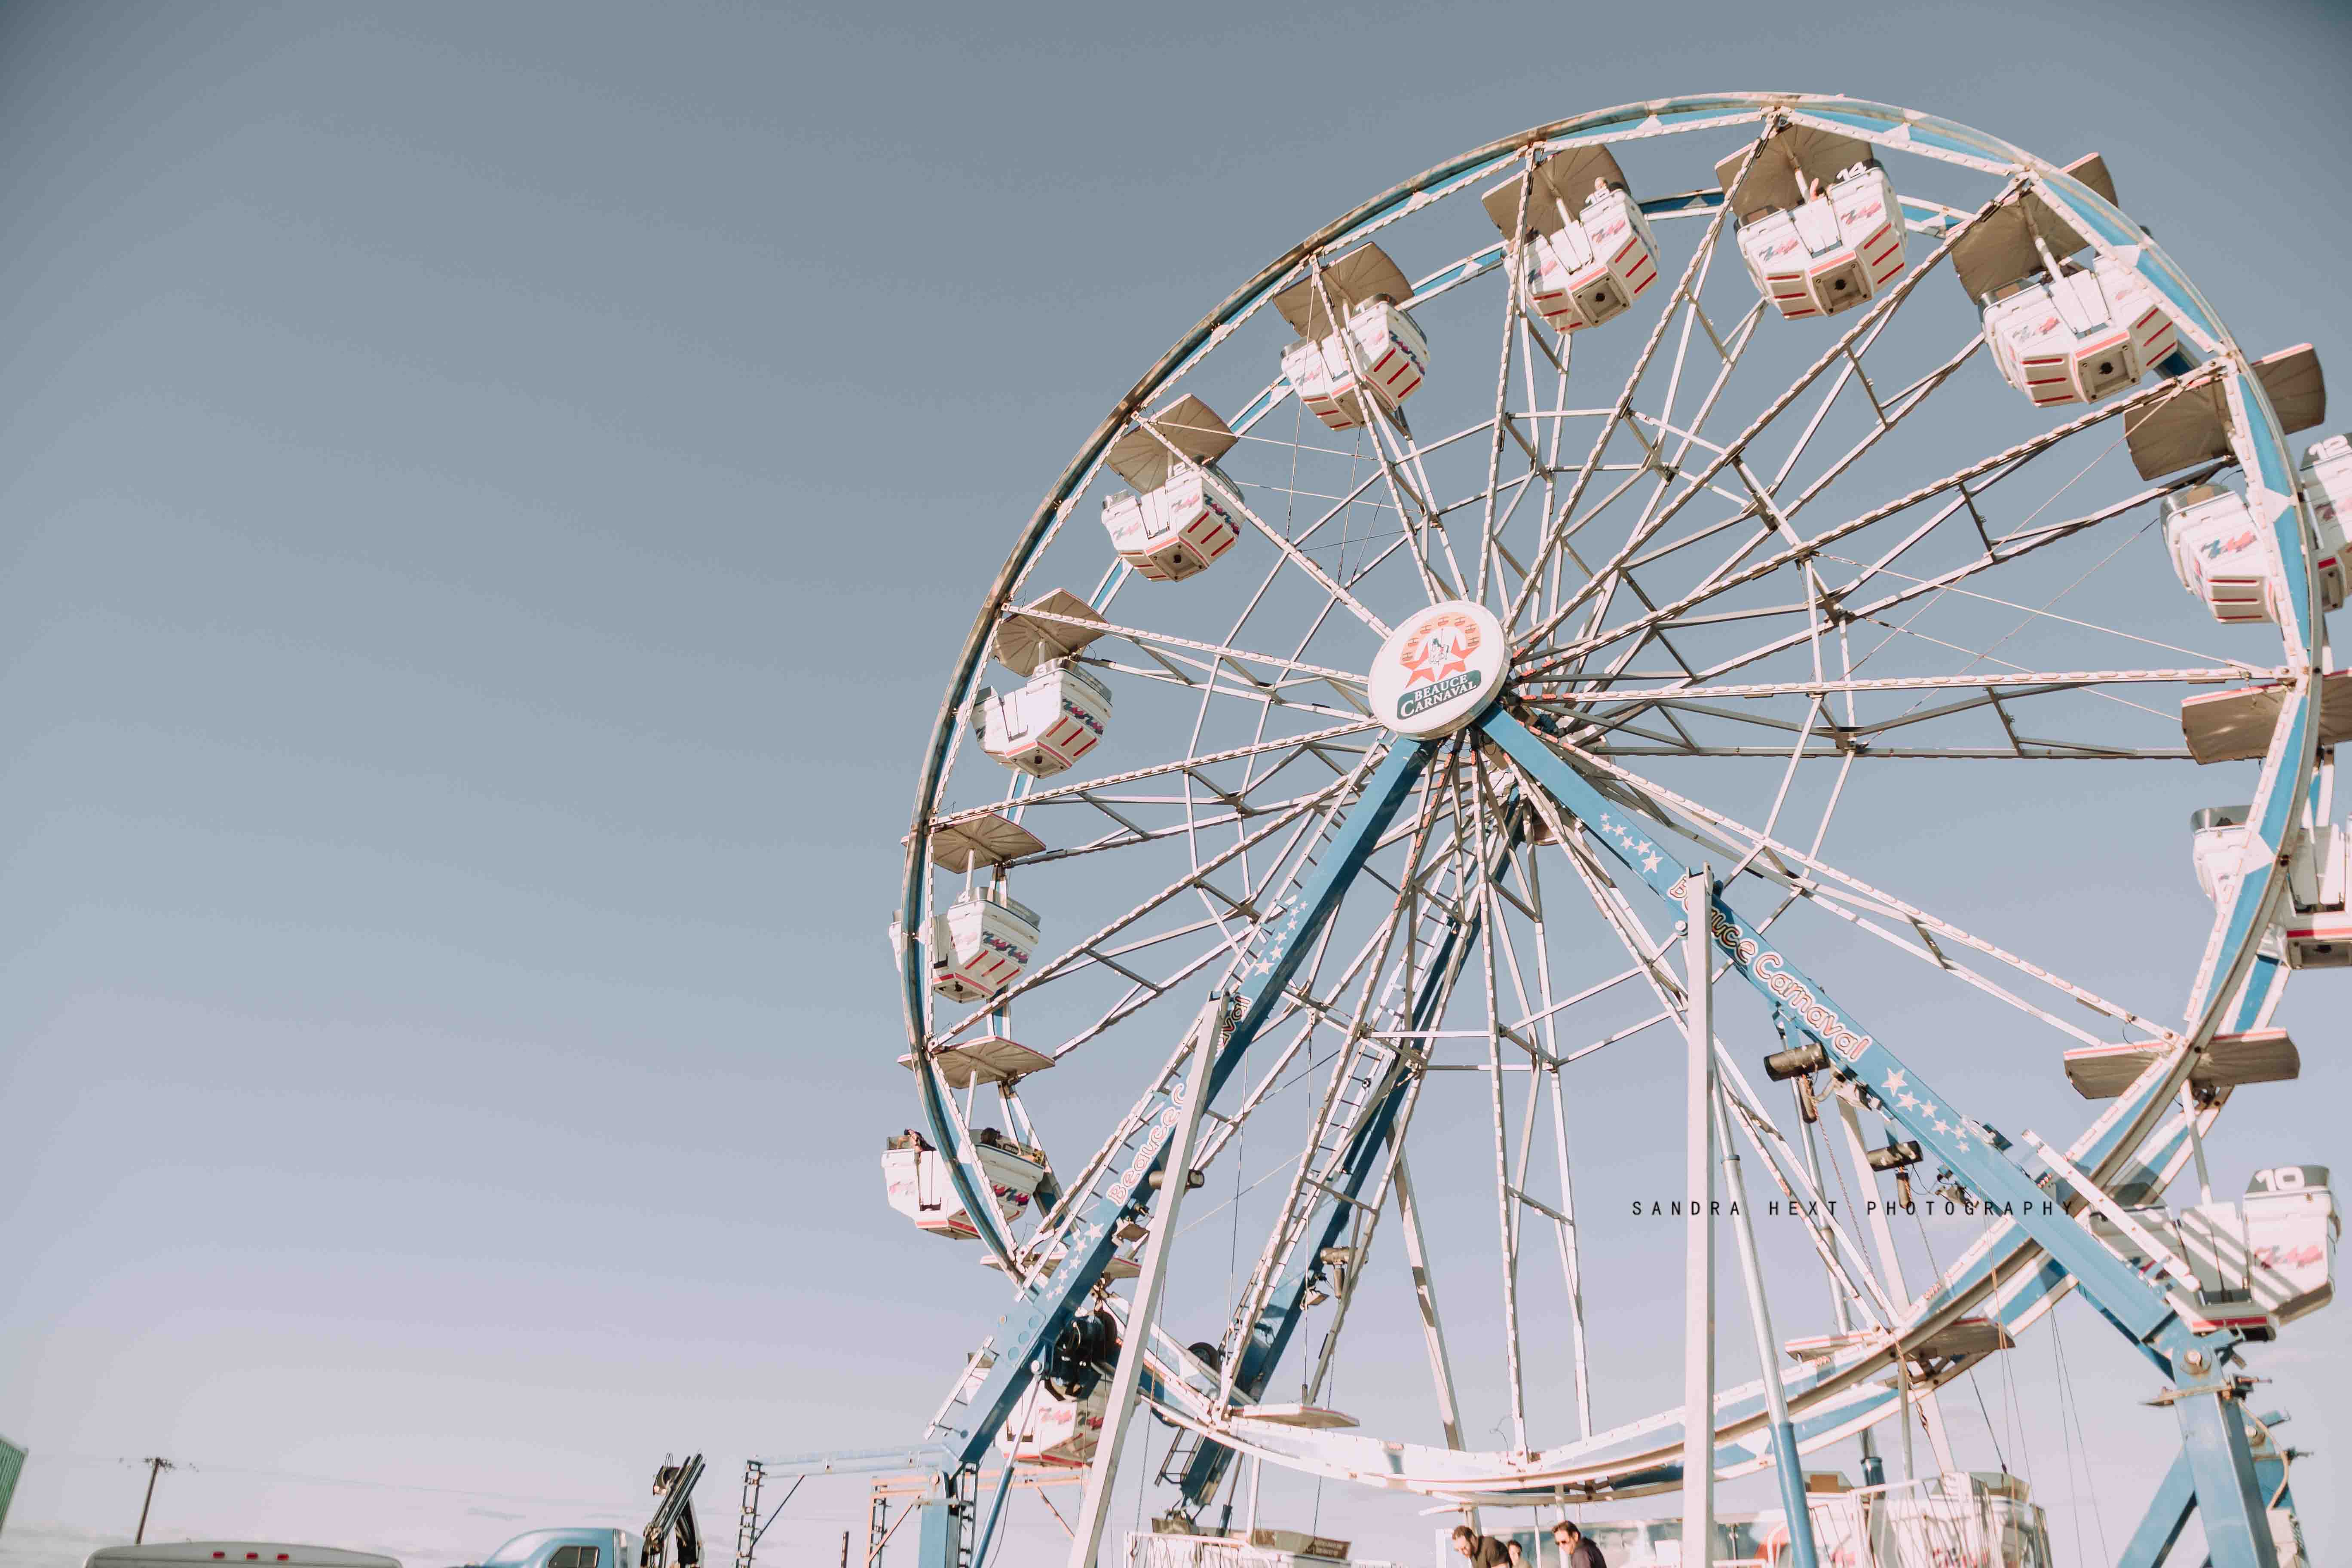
1367,600,1508,738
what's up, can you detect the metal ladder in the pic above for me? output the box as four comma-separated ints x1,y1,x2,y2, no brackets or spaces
1222,883,1461,1358
730,1461,763,1568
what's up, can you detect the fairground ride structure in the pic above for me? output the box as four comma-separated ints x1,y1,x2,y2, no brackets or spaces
776,95,2341,1568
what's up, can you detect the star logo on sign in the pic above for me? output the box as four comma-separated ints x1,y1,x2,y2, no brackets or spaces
1883,1069,1908,1094
1932,1119,1952,1136
1918,1101,1936,1119
1954,1137,1972,1154
1896,1091,1920,1112
1642,851,1662,873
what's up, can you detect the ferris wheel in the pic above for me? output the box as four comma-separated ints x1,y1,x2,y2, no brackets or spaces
874,94,2339,1568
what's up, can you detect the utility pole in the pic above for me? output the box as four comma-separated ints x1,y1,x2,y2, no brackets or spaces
135,1457,175,1544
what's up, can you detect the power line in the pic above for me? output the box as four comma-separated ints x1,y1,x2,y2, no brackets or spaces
45,1452,624,1513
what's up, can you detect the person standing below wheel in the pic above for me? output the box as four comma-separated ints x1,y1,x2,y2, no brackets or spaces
1553,1520,1606,1568
1449,1525,1512,1567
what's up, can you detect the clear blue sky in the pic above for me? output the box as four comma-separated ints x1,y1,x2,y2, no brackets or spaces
0,4,2345,1568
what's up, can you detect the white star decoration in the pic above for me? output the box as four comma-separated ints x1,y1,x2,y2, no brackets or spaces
1882,1069,1908,1093
1897,1091,1920,1112
1933,1118,1952,1136
1642,852,1662,872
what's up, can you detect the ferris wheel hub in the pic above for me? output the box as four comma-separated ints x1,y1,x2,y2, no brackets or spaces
1366,600,1508,738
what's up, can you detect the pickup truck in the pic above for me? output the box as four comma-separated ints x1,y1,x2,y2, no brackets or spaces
470,1530,643,1568
467,1454,701,1568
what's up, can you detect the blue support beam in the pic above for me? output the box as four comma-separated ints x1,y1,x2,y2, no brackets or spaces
2175,1392,2276,1568
1478,712,2276,1568
913,1491,956,1568
1174,802,1523,1510
2121,1409,2300,1568
926,739,1440,1477
1482,713,2190,1347
1766,1417,1818,1568
2120,1447,2199,1568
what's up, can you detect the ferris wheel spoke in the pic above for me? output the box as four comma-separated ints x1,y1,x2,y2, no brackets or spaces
934,771,1370,1046
1008,602,1369,694
1519,395,2237,690
1489,793,1897,1360
1182,854,1456,1182
1359,396,1467,603
1194,840,1443,1175
1219,593,1362,899
989,786,1333,871
1215,758,1508,1415
1534,664,2254,763
1507,835,1594,1435
1504,767,1907,1329
939,721,1380,832
1452,750,1532,1453
1577,677,2193,762
1513,172,2022,665
1198,466,1393,637
1571,743,2181,1045
1476,464,1548,606
1767,331,1991,521
1207,777,1449,1247
1302,259,1467,603
1084,656,1367,722
1608,327,1986,601
1507,132,1761,637
1475,165,1540,608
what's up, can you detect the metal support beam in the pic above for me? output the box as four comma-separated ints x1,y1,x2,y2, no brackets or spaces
2121,1406,2297,1568
2173,1385,2278,1568
1390,1145,1468,1453
1477,710,2277,1568
1715,1087,1817,1568
971,1464,1016,1568
925,739,1439,1478
1067,999,1221,1568
1481,710,2217,1357
912,1485,955,1568
1176,784,1522,1510
1681,866,1716,1568
2119,1445,2198,1568
1832,1092,1954,1474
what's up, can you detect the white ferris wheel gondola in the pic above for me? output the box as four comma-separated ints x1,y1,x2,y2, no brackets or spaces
1098,395,1243,582
1718,124,1907,320
882,1125,1052,1241
1482,144,1661,334
1272,242,1429,431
